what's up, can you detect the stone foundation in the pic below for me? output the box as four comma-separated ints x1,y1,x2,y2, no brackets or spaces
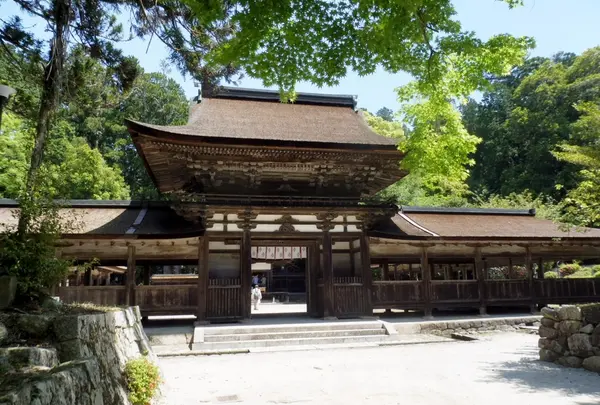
0,306,157,405
538,304,600,374
413,316,541,337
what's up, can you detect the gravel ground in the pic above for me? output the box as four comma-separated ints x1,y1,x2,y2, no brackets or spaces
158,333,600,405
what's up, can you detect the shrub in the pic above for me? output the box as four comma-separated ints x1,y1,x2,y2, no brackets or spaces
594,272,600,278
124,356,161,405
544,271,558,279
559,263,582,277
566,268,594,279
592,265,600,275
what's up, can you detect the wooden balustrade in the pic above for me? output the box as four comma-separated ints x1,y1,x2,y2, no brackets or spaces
135,285,198,316
431,280,479,306
57,286,127,306
207,278,242,320
372,281,423,309
485,280,530,304
333,277,365,318
535,278,600,305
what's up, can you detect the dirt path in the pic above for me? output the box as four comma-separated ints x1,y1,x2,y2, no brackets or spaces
158,333,600,405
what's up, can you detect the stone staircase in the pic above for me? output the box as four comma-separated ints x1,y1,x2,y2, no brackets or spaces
192,321,389,351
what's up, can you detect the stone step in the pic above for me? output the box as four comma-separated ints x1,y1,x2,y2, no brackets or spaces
194,334,387,350
203,321,383,336
0,347,58,372
204,328,386,342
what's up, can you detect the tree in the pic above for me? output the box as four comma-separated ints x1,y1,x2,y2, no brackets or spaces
376,107,395,122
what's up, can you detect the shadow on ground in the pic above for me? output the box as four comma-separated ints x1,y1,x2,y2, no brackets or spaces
479,345,600,398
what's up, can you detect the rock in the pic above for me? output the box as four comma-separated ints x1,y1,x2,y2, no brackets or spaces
582,356,600,373
539,325,558,339
539,348,560,362
16,314,55,338
532,321,541,328
0,321,7,344
568,333,594,357
580,324,595,334
0,347,59,372
540,318,555,328
40,295,63,311
549,339,567,354
591,324,600,347
0,276,17,309
556,356,583,368
558,320,582,336
558,305,582,321
541,307,560,321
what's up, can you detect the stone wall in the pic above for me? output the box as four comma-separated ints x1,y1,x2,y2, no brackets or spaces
538,304,600,373
0,306,157,405
393,316,541,335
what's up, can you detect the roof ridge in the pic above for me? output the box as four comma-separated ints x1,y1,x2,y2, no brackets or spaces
400,206,536,216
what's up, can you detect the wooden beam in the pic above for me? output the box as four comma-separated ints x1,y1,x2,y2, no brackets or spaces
421,247,432,318
360,232,373,316
475,247,487,316
322,230,335,318
196,236,209,323
126,245,136,307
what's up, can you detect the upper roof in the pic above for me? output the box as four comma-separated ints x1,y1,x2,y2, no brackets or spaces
0,199,202,238
372,206,600,240
126,86,398,149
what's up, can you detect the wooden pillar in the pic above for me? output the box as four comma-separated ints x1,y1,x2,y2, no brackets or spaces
322,230,335,318
241,229,252,319
475,247,487,316
443,266,450,281
142,265,151,286
421,247,432,318
84,268,92,286
360,232,373,316
537,257,545,279
126,245,136,307
307,242,319,317
196,236,210,323
508,258,514,279
526,247,536,313
382,260,390,281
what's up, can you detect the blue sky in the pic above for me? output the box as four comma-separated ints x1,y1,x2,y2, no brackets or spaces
2,0,600,113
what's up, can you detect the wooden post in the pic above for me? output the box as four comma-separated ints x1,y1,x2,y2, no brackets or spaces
322,230,335,318
526,247,535,313
508,258,514,279
241,229,252,319
126,245,136,307
360,232,373,316
142,265,151,285
475,247,487,316
382,260,390,281
349,240,356,277
196,236,210,323
85,268,92,286
308,242,320,317
537,257,545,279
421,247,432,318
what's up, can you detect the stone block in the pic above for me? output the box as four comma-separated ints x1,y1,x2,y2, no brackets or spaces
53,315,81,341
538,338,552,350
0,276,17,309
549,339,567,354
580,324,594,334
539,348,560,362
557,320,582,336
0,321,7,344
540,318,555,328
582,356,600,373
539,325,558,339
541,307,559,321
558,305,582,321
556,356,583,368
0,347,59,371
591,324,600,347
16,314,55,338
568,333,594,357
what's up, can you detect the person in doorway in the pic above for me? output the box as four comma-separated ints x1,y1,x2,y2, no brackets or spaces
261,275,267,287
251,284,262,310
252,274,259,286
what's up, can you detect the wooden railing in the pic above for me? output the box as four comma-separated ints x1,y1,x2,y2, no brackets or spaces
372,281,423,309
135,285,198,316
333,277,365,318
535,278,600,304
57,286,128,307
486,280,530,303
431,280,479,305
207,278,242,320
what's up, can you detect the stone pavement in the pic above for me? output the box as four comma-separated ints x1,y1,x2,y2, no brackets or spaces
158,333,600,405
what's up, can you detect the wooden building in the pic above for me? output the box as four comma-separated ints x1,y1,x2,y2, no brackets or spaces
1,87,599,321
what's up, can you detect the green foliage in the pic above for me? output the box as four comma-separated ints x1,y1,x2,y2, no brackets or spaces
565,268,594,279
124,356,161,405
559,263,582,277
470,192,562,221
487,266,527,280
544,271,558,279
592,265,600,275
0,196,72,301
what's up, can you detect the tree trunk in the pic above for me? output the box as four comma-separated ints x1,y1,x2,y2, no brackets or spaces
17,0,71,234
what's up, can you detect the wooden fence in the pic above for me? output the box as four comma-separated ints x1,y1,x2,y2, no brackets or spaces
207,278,242,321
333,277,366,317
57,286,128,307
372,281,423,309
135,285,198,316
